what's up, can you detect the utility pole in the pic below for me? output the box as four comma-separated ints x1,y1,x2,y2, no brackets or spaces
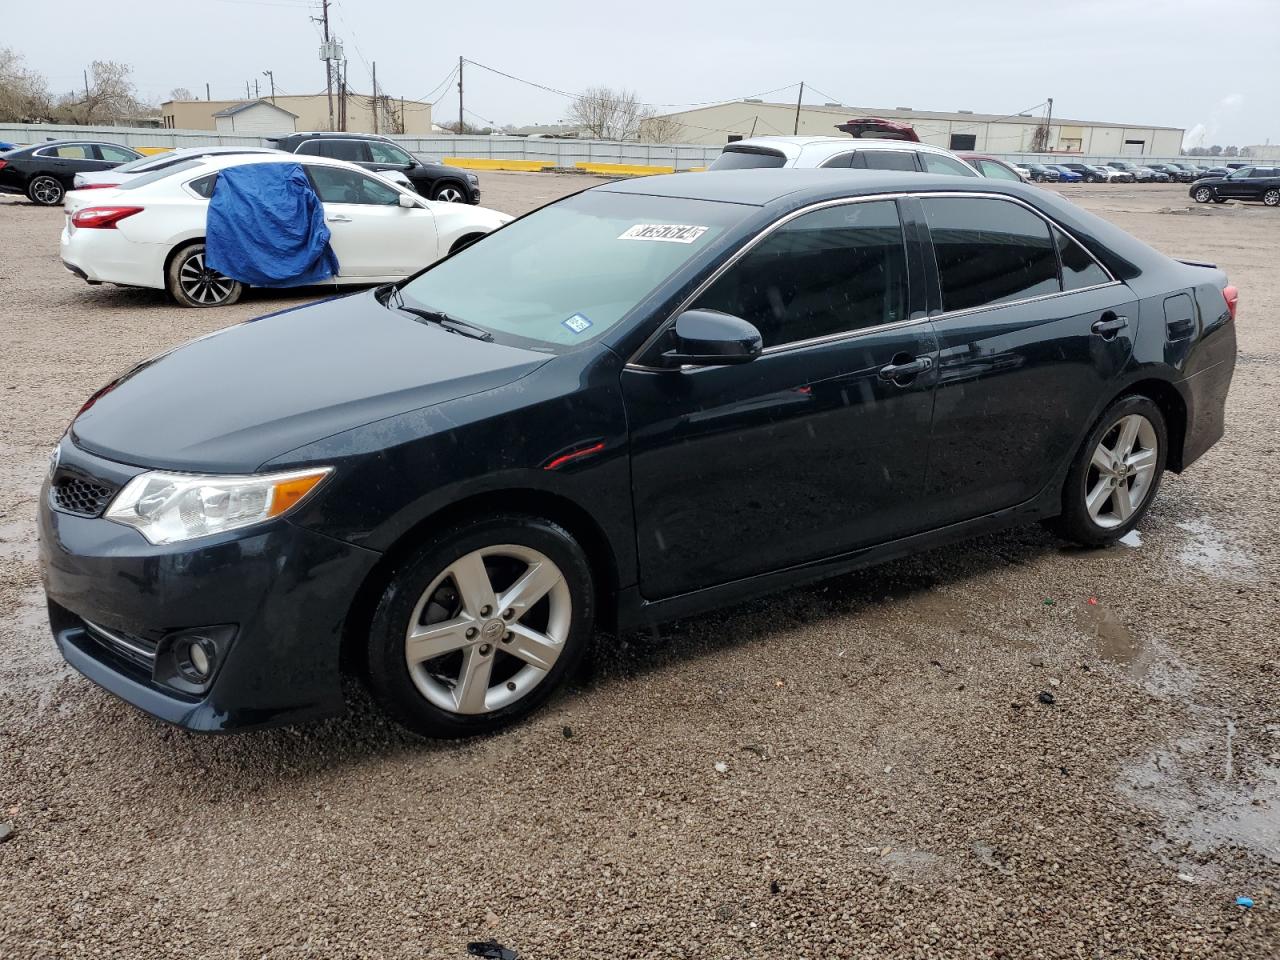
1045,97,1054,153
245,80,251,100
254,78,260,99
340,61,348,131
793,81,804,135
458,55,464,135
371,61,378,134
321,0,334,130
83,69,90,102
263,70,275,104
205,82,211,101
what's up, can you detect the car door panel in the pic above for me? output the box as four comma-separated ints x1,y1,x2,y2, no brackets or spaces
908,195,1136,525
621,197,938,600
306,165,438,277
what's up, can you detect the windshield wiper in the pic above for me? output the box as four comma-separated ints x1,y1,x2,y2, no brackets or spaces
378,285,493,342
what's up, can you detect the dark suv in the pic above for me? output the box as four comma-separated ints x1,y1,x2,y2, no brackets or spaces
267,132,479,203
0,139,142,205
1189,165,1280,206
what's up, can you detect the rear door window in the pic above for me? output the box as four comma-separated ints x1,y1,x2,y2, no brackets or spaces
819,153,854,169
922,196,1060,312
921,153,978,177
856,151,918,172
313,140,370,163
709,148,787,170
692,200,908,348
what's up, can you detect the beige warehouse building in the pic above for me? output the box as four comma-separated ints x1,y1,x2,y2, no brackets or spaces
654,100,1184,157
160,93,433,135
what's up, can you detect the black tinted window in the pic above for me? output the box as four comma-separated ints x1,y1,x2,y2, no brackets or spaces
692,200,907,348
189,173,218,198
1054,227,1110,290
709,148,787,170
316,140,368,162
859,151,917,172
819,153,854,169
295,140,323,156
923,197,1059,312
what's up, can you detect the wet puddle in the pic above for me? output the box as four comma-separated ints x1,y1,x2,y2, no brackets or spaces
1176,519,1256,579
1074,601,1153,679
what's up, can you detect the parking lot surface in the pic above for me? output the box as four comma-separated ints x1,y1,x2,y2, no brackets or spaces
0,175,1277,959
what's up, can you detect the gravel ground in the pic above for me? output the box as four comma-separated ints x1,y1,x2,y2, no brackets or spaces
0,175,1276,959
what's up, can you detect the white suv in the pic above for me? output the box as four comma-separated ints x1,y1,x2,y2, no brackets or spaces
709,136,979,177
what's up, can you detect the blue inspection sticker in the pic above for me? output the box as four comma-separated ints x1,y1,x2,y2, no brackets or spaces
562,313,593,334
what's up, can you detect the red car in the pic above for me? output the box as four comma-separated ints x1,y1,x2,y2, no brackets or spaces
834,117,921,142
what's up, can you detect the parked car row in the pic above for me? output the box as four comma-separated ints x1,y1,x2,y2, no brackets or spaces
1,133,482,206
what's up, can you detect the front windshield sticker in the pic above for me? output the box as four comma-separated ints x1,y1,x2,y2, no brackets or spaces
561,313,593,334
617,224,709,244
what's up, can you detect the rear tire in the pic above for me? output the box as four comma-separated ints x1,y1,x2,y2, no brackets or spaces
366,514,596,738
1264,189,1280,207
27,175,63,206
166,243,243,308
1046,395,1167,547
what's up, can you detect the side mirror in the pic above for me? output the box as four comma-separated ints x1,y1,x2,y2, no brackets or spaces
661,309,762,367
398,193,417,209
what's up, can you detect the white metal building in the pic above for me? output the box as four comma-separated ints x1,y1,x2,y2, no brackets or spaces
653,101,1185,157
212,100,299,135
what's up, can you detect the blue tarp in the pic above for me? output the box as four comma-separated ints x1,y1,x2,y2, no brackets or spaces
205,163,339,287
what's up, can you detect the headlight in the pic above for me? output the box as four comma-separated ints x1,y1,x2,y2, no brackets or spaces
467,173,479,184
104,467,331,544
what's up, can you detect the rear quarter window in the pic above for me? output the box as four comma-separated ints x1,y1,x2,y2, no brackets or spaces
709,148,787,170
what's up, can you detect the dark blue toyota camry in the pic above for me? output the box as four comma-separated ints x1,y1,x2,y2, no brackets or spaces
40,170,1237,737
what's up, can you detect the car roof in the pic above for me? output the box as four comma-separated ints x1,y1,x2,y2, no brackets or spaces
274,131,394,141
599,168,1025,206
723,136,961,161
183,152,378,173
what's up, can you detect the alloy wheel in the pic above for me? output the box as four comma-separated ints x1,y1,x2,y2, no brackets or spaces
404,544,571,715
1194,187,1212,203
30,176,63,205
435,185,465,202
1265,189,1280,207
1085,414,1159,529
178,252,237,305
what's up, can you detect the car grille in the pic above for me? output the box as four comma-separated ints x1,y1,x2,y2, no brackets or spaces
83,619,158,670
50,474,116,517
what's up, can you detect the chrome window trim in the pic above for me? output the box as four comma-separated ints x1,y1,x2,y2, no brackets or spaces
33,142,97,159
624,189,1120,371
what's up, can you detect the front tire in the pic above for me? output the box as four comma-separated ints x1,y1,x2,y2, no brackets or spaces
432,182,467,203
366,515,596,738
27,175,64,206
1047,395,1167,547
166,243,243,308
1264,188,1280,207
1193,187,1213,203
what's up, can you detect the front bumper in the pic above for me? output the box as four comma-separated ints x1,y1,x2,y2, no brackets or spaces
39,439,382,731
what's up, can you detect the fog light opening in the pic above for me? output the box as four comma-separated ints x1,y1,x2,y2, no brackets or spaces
178,636,215,683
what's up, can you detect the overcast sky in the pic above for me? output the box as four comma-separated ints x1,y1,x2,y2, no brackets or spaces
11,0,1278,146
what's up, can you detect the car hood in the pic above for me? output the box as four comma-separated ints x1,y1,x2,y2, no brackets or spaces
71,290,551,473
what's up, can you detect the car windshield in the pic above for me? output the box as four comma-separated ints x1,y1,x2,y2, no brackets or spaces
709,148,787,170
398,190,749,350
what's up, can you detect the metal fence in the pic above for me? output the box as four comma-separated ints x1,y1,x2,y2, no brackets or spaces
0,122,1237,172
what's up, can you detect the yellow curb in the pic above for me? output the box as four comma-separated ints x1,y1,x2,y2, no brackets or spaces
136,147,173,155
574,162,673,176
444,157,555,172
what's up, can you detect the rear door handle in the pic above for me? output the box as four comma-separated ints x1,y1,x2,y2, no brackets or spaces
878,355,933,382
1091,315,1128,339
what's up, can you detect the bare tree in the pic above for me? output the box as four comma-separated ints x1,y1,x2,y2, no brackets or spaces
169,87,193,102
569,86,647,140
57,61,140,123
638,112,683,144
1222,145,1238,157
0,47,53,121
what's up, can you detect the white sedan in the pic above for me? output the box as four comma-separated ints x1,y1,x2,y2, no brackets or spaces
61,153,513,307
71,146,284,190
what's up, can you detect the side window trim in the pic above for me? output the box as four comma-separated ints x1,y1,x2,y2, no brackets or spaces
914,192,1118,322
627,193,924,368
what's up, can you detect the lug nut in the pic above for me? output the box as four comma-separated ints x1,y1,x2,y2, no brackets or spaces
478,643,492,656
502,632,512,643
480,605,492,617
506,681,517,691
466,627,478,639
502,608,514,620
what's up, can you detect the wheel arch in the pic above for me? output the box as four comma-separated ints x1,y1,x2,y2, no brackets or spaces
162,235,206,279
448,232,485,255
338,487,622,674
1114,377,1189,472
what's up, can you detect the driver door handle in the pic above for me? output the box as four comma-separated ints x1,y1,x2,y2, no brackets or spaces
878,355,933,382
327,214,352,223
1091,314,1128,338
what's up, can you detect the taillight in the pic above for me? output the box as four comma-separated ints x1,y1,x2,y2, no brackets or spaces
70,205,143,229
1223,285,1239,321
0,159,7,170
79,183,119,190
